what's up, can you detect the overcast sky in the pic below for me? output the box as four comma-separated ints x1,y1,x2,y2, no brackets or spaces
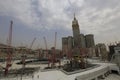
0,0,120,49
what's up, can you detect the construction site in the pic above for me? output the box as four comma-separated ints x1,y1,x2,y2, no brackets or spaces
0,16,120,80
0,20,86,71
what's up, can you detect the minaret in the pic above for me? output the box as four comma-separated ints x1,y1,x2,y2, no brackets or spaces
72,14,80,47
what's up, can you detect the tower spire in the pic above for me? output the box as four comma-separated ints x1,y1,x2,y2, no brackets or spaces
74,13,76,20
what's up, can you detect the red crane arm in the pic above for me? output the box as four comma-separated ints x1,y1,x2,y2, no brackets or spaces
30,37,36,49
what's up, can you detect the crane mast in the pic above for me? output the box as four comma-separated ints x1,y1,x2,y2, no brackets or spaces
53,32,57,63
43,37,50,67
4,20,13,76
51,32,57,67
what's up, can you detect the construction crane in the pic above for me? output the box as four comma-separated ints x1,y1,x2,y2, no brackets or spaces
29,37,36,50
22,37,36,65
51,32,57,67
54,32,57,63
43,37,50,67
20,38,36,80
26,37,36,55
43,37,48,58
4,20,13,76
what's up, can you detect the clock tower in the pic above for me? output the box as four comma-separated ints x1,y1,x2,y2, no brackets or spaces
72,14,80,48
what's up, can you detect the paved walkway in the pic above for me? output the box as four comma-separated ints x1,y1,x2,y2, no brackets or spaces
105,74,120,80
0,60,120,80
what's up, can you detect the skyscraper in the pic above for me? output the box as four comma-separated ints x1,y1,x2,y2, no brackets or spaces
62,14,96,57
85,34,95,48
72,14,80,48
67,36,73,50
62,36,73,57
79,34,86,48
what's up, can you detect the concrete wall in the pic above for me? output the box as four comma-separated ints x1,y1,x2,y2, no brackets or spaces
76,66,110,80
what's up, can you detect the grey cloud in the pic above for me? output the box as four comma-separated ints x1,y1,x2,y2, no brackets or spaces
85,0,120,10
0,0,120,45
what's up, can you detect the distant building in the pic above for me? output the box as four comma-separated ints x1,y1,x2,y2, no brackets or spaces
108,43,120,61
95,43,108,60
108,45,116,61
111,45,120,68
85,34,95,48
114,46,120,53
